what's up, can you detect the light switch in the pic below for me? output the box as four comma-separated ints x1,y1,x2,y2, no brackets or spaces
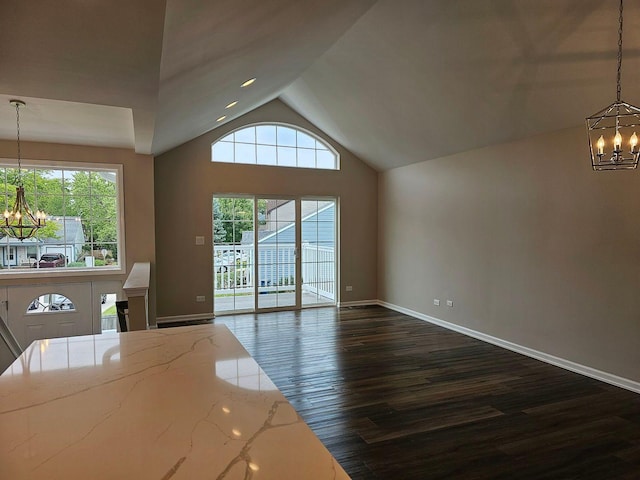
195,236,205,245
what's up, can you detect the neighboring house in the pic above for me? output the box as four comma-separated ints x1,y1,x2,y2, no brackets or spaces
228,202,336,299
0,217,85,268
258,201,335,246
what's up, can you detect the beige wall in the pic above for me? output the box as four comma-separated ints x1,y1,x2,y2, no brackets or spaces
154,99,378,317
379,126,640,383
0,140,156,322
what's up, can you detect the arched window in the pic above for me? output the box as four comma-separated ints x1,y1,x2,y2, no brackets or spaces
211,124,339,170
26,293,76,313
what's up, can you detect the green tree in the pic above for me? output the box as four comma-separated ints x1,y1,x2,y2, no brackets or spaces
2,168,63,240
212,199,226,243
66,171,117,244
214,198,267,243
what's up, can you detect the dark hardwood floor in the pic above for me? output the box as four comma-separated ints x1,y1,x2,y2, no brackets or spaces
163,305,640,479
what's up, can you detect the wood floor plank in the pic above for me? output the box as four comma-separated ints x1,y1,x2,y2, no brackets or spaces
164,305,640,478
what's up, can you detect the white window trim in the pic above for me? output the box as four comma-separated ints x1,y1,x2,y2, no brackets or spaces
211,122,341,170
0,158,126,279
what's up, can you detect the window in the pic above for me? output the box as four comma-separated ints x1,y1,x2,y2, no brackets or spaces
0,161,123,274
212,124,339,170
26,293,76,313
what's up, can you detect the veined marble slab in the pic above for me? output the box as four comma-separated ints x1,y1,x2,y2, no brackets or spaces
0,324,350,479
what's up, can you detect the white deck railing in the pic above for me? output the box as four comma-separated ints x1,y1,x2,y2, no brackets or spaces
214,243,335,301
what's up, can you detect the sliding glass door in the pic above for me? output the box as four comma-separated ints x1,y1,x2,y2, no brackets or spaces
213,196,336,314
213,197,256,313
257,198,297,309
301,200,336,306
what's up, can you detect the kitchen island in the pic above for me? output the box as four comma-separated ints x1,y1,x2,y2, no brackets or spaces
0,324,349,479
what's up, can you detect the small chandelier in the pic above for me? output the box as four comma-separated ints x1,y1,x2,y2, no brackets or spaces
0,100,46,241
586,0,640,171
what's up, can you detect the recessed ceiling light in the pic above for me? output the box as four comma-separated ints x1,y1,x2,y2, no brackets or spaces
241,78,256,88
216,115,226,122
225,101,238,109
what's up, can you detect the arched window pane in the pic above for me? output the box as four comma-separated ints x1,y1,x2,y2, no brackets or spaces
277,147,296,167
235,143,256,164
277,126,297,147
298,149,315,168
27,293,75,313
297,131,315,149
257,145,277,165
256,125,276,145
317,150,336,169
235,127,255,144
213,142,234,163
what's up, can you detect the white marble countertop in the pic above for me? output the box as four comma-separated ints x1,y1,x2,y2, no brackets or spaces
0,324,350,479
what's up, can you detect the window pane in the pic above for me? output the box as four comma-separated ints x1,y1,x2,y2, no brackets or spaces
277,147,296,167
93,243,118,267
36,195,64,218
90,172,117,196
235,127,256,144
277,126,297,147
317,150,336,169
297,131,315,149
256,125,276,145
235,143,256,164
27,294,75,313
40,170,64,195
63,170,84,190
213,142,234,163
257,145,277,165
298,149,315,169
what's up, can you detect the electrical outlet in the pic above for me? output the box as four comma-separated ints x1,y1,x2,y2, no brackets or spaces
446,300,453,307
345,285,353,292
196,295,206,302
433,299,440,306
195,236,205,245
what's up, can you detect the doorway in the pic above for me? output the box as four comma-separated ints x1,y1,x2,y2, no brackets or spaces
213,196,337,314
2,280,123,349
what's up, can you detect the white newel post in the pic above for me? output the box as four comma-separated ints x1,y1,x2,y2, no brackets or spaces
123,262,150,331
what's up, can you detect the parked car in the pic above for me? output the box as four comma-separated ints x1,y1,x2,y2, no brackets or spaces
48,297,75,311
36,253,67,268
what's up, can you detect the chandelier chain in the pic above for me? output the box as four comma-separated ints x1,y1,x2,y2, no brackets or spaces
617,0,623,102
14,101,22,184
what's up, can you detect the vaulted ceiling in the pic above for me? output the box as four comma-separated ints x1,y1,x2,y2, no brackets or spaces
1,0,638,171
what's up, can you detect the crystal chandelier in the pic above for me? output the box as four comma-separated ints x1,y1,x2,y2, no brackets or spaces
0,100,46,240
586,0,640,171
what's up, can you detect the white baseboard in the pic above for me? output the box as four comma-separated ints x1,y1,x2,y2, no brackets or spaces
378,300,640,395
338,300,379,308
156,313,215,324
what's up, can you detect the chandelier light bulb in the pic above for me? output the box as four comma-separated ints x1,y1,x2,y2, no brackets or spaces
614,130,622,150
630,132,638,152
597,135,605,155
